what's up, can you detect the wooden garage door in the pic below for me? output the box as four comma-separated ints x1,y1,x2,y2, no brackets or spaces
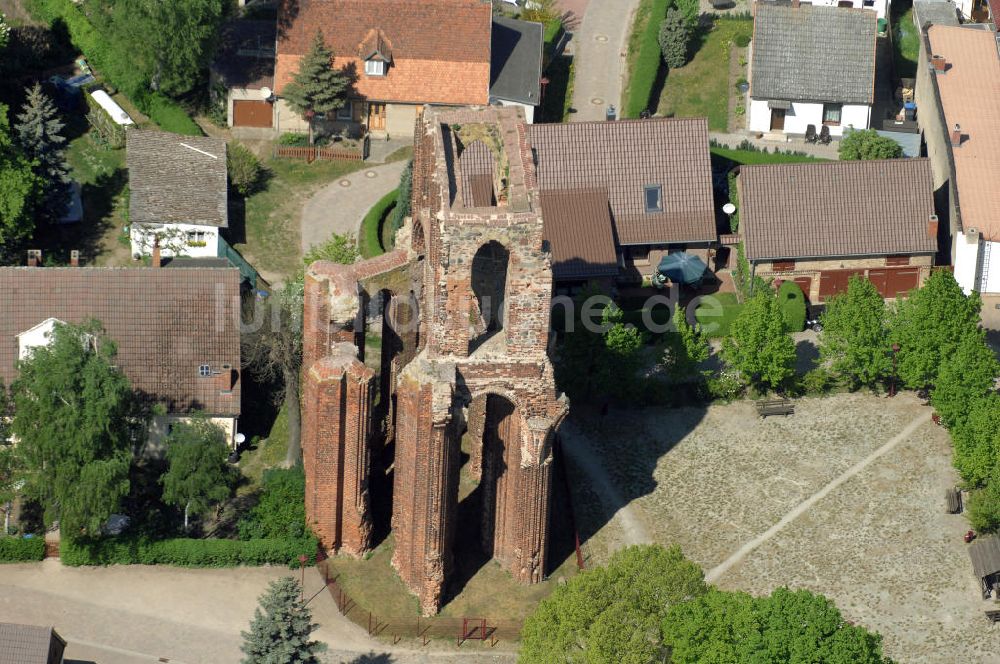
792,276,812,299
818,269,864,302
233,100,273,128
868,268,920,298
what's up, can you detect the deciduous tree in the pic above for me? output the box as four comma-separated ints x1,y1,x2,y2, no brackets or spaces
890,270,981,390
661,306,710,382
967,465,1000,534
160,418,233,531
282,30,349,145
15,83,71,222
520,544,706,664
11,321,136,535
722,291,796,391
930,330,999,430
819,276,891,389
950,394,1000,488
241,576,325,664
839,129,903,160
0,102,42,250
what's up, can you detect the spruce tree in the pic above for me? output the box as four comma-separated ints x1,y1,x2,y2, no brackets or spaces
15,83,71,221
241,577,325,664
282,30,350,145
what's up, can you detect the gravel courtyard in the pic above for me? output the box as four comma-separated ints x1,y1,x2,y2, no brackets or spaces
563,392,998,663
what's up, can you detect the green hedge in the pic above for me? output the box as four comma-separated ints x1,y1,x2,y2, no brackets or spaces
624,0,672,118
60,535,318,568
777,280,806,332
25,0,202,136
0,537,46,563
359,189,398,259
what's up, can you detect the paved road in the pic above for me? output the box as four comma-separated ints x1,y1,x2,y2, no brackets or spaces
300,160,407,255
568,0,642,120
0,561,513,664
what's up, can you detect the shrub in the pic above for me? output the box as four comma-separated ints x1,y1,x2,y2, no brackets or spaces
625,0,672,118
706,370,745,402
0,536,46,562
227,143,263,196
967,473,1000,534
60,534,317,567
278,132,309,146
800,367,836,395
839,128,903,160
658,8,692,69
238,468,308,541
776,280,806,332
359,189,397,259
734,32,751,47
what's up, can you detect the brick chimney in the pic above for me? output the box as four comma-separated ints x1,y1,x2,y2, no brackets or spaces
27,249,41,267
928,214,939,239
950,124,962,148
70,250,80,267
151,237,161,268
931,55,947,73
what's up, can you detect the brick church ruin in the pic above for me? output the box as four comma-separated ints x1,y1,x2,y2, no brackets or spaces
301,106,567,615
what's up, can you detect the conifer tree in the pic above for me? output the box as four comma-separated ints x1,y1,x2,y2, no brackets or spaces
15,84,70,221
282,30,350,145
241,577,325,664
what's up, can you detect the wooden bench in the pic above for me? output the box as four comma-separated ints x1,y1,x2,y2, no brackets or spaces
985,610,1000,624
756,399,795,418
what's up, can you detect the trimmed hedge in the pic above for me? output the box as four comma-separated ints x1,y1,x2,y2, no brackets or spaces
624,0,672,118
60,535,318,568
359,189,398,259
777,280,807,332
0,536,46,563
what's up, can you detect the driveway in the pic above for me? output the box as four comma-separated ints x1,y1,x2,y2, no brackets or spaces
300,160,407,255
0,561,513,663
568,0,642,120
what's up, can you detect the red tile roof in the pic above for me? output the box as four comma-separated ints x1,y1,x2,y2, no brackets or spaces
540,188,619,280
0,268,242,417
275,0,491,105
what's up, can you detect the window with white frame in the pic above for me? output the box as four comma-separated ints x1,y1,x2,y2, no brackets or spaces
365,59,385,76
187,230,207,245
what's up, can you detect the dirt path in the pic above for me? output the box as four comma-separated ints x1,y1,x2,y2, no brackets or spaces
705,410,934,583
560,420,652,546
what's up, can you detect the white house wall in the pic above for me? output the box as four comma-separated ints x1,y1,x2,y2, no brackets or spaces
130,223,221,259
146,415,238,456
799,0,887,19
954,230,980,295
748,99,871,136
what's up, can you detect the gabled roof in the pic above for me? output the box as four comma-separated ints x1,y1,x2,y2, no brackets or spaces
540,188,620,280
750,4,877,105
527,118,716,245
969,535,1000,579
490,17,543,106
212,20,276,91
0,267,242,416
927,25,1000,242
127,130,229,228
0,623,65,664
739,158,938,260
275,0,492,105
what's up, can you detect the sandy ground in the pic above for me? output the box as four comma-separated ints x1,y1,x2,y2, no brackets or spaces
565,392,1000,663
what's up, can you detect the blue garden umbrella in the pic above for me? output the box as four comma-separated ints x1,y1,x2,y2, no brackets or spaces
656,252,708,286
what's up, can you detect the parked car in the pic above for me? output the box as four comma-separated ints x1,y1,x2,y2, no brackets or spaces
805,304,826,332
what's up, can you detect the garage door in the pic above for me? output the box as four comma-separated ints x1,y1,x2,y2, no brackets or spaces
818,269,864,302
233,100,273,128
868,268,920,298
792,276,812,299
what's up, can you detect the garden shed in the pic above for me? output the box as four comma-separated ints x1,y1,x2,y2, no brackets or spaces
968,535,1000,599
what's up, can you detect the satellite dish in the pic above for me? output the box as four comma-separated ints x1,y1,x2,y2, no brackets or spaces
235,433,246,445
722,203,737,215
260,86,273,100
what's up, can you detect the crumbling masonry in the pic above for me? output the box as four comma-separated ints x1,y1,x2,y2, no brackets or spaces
301,106,567,615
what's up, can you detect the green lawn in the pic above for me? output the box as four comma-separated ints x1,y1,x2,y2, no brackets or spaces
695,292,743,338
236,157,368,280
892,3,919,79
710,146,826,166
656,18,753,131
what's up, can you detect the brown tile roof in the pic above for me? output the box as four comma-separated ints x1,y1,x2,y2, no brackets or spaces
0,267,242,417
739,158,938,260
0,623,64,664
541,188,619,280
275,0,491,105
212,20,276,91
527,118,716,245
458,140,496,207
127,130,229,228
927,26,1000,242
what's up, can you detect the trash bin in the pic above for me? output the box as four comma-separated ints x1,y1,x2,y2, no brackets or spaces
605,105,617,121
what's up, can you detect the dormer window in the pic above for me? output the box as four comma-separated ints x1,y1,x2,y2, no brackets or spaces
365,59,386,76
645,185,663,213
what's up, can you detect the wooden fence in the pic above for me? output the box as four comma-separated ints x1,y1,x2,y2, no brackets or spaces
273,139,368,162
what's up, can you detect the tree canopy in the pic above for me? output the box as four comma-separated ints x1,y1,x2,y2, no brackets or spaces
520,544,706,663
930,330,999,431
282,30,350,143
819,276,891,390
890,270,981,390
241,576,326,664
15,83,71,222
722,291,796,392
839,129,904,160
161,418,234,531
661,306,710,382
11,321,136,535
0,102,42,250
663,587,892,663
